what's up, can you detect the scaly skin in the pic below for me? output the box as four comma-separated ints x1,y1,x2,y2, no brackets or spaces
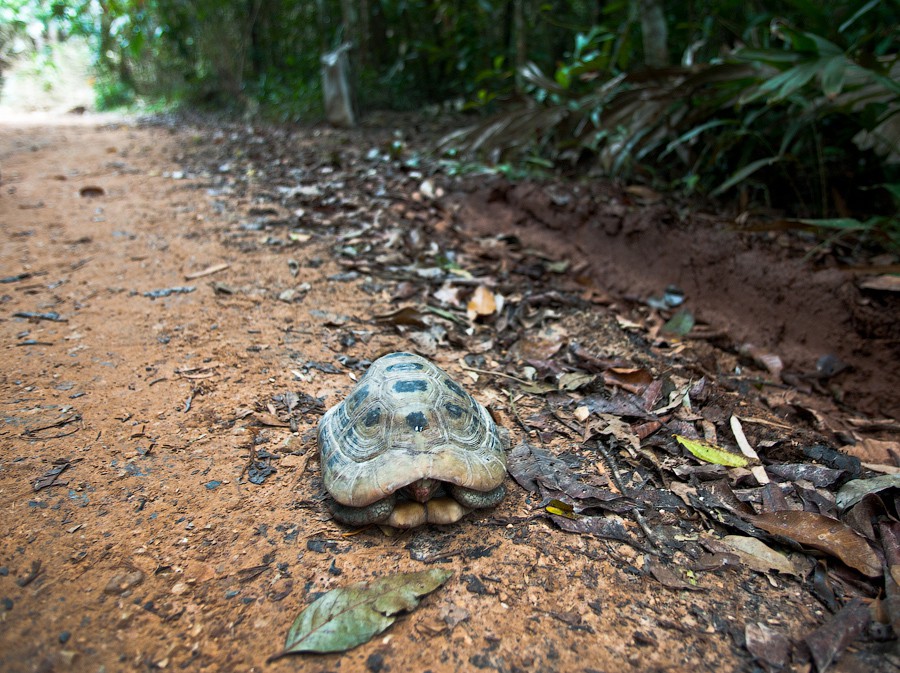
329,493,396,526
449,483,506,509
328,482,506,527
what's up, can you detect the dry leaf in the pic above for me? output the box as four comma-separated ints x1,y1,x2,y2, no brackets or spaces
719,535,800,576
513,325,567,361
466,286,497,320
748,511,882,578
274,569,453,656
602,367,654,394
859,275,900,292
804,598,871,673
843,437,898,464
745,622,791,670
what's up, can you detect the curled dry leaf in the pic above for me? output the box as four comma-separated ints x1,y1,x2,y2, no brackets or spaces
466,285,497,320
79,185,105,198
747,511,882,578
739,343,784,379
859,275,900,292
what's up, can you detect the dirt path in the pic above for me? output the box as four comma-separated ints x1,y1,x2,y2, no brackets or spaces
0,117,894,672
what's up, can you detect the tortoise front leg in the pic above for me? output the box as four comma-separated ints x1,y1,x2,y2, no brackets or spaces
449,483,506,509
329,493,396,526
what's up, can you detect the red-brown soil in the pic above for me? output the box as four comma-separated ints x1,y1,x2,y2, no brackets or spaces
0,115,896,673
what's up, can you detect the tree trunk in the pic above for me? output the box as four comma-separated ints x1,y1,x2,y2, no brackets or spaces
358,0,370,66
638,0,668,67
513,0,527,91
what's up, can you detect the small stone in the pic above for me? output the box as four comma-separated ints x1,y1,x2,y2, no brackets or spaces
59,630,71,644
366,652,387,673
103,569,145,595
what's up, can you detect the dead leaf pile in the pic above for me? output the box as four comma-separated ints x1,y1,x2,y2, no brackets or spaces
173,120,900,671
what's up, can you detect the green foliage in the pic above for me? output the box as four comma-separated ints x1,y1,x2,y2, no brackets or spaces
6,1,896,254
93,73,135,110
445,5,899,250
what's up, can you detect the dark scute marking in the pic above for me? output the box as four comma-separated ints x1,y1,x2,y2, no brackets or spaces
383,352,414,359
445,402,465,419
345,384,369,410
363,408,381,427
386,361,424,372
406,411,428,432
444,378,466,397
394,379,428,394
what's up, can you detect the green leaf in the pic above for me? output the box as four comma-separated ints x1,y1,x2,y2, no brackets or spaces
661,310,695,337
839,0,881,33
735,48,802,65
881,183,900,203
277,569,453,655
675,435,749,468
661,119,734,158
765,61,820,101
711,156,781,196
820,55,847,98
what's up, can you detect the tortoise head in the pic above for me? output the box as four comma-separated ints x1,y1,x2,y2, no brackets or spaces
402,477,441,503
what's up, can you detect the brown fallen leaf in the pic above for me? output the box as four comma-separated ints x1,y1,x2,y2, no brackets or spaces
602,367,654,395
748,511,882,578
803,598,870,673
373,305,429,329
881,522,900,640
512,324,567,361
466,285,497,320
745,622,791,671
843,437,898,464
647,557,703,591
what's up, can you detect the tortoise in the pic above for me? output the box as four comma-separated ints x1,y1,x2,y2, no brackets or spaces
318,352,508,528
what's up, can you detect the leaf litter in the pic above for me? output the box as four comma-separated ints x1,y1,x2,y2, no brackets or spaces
2,117,898,672
205,122,897,662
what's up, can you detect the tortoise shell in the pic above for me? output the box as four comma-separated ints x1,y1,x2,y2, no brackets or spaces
318,352,508,508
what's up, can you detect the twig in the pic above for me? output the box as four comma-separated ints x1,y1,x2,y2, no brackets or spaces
458,363,532,385
22,415,82,439
506,390,535,441
595,439,660,549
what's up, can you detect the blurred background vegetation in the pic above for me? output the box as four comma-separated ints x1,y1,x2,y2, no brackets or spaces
1,1,897,252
